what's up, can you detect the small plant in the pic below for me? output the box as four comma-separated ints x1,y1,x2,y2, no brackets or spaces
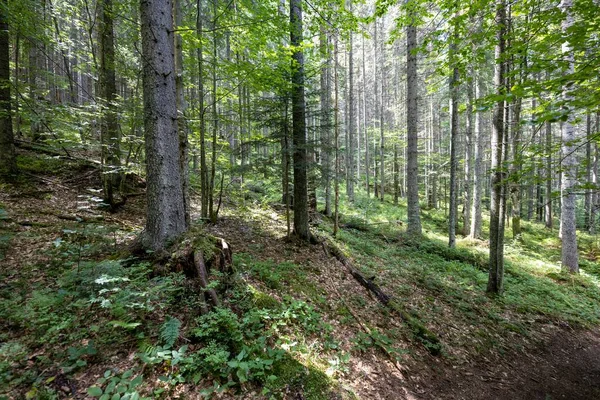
87,369,148,400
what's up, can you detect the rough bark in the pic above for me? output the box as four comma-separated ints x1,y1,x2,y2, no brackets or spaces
290,0,310,241
545,120,553,229
487,0,508,294
406,7,422,235
448,32,459,248
320,26,332,217
140,0,187,251
174,0,190,227
347,0,355,202
0,0,16,180
99,0,121,207
469,75,484,239
559,0,578,273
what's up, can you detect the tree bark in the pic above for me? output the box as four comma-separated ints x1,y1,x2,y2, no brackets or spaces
448,27,459,248
99,0,121,208
406,5,422,235
290,0,310,241
140,0,187,251
559,0,578,273
487,0,508,294
0,0,16,180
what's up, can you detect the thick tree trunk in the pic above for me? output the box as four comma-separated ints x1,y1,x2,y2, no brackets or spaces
406,8,422,235
0,0,16,180
290,0,310,241
559,0,578,273
140,0,187,251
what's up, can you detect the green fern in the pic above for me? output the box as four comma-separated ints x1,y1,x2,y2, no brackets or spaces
160,316,181,348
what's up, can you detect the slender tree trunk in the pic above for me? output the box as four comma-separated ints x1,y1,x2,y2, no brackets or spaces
174,0,189,226
545,120,553,229
379,18,385,202
559,0,578,273
347,0,355,202
591,113,599,234
320,26,332,216
487,0,508,294
406,4,422,235
140,0,187,250
333,36,340,237
585,113,592,231
197,0,208,218
448,29,459,248
362,33,370,198
0,0,16,180
209,0,218,222
463,72,474,236
290,0,310,240
99,0,120,208
394,144,399,205
469,75,484,238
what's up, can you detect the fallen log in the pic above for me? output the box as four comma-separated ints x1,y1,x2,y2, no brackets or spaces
319,234,442,356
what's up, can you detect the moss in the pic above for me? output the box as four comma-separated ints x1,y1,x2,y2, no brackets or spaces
268,355,335,400
250,287,280,310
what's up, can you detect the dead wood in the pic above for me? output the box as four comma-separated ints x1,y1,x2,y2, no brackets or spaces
319,235,442,356
193,250,221,307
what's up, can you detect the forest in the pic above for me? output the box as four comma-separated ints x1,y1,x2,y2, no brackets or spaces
1,0,600,398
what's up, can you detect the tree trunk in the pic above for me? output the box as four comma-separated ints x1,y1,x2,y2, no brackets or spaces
140,0,187,251
545,120,553,229
320,26,332,217
174,0,189,227
487,0,508,294
406,7,422,235
347,1,355,202
469,75,484,238
99,0,121,208
463,71,474,236
559,0,578,273
448,28,459,248
0,0,15,180
197,0,208,219
290,0,310,241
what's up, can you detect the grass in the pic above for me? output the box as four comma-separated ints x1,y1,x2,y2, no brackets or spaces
3,156,600,398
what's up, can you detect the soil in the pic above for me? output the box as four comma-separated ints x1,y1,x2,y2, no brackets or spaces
2,152,600,400
411,327,600,400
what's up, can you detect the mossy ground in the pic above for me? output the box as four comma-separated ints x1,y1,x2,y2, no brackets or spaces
2,155,600,399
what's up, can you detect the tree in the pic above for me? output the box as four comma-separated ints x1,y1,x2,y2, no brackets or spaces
99,0,121,208
406,0,422,236
140,0,187,251
290,0,310,241
0,0,16,180
448,19,459,248
487,0,508,294
559,0,578,273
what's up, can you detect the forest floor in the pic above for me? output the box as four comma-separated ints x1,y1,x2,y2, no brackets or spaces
2,148,600,399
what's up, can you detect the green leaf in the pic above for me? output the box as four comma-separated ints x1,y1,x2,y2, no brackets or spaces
100,394,110,400
87,387,103,397
130,374,143,388
111,394,121,400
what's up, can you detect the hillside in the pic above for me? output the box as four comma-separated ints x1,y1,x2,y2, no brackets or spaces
2,151,600,399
